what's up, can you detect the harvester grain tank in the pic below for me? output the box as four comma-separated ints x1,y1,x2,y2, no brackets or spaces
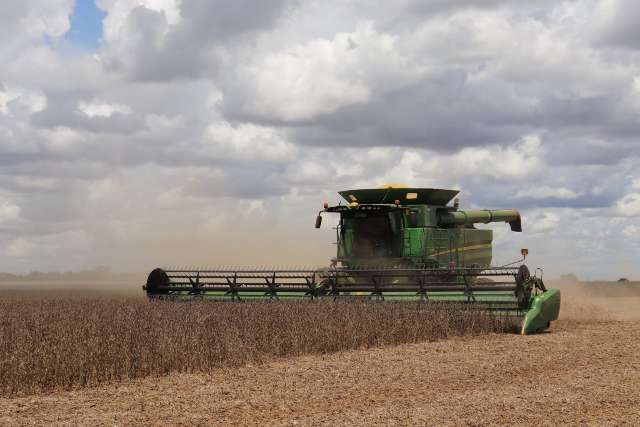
144,186,561,334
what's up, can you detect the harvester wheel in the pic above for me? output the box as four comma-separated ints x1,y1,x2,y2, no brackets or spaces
146,268,170,295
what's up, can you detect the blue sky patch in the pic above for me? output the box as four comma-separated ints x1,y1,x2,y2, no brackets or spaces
65,0,107,49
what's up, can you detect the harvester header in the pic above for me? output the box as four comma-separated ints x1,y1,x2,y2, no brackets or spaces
145,185,560,335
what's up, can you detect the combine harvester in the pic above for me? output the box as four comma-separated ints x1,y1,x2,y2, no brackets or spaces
144,186,560,334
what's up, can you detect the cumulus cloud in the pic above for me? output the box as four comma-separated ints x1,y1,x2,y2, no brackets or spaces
5,237,34,257
203,122,296,162
97,0,298,81
223,22,422,123
0,85,47,116
593,0,640,49
77,99,132,118
616,193,640,217
0,200,21,222
0,0,638,278
515,186,580,200
525,212,561,234
623,225,640,237
0,0,73,41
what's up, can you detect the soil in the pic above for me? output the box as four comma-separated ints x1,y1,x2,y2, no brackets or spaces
1,292,639,426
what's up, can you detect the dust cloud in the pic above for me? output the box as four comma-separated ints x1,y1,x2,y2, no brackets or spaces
137,226,334,270
86,217,337,274
550,280,640,321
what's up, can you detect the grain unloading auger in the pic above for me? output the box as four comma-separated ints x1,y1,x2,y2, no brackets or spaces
144,186,561,334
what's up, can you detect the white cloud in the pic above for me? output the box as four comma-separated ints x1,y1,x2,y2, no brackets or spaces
623,225,640,237
433,136,544,181
0,86,46,115
41,127,86,151
286,160,333,184
451,137,543,180
525,212,561,234
381,151,424,185
592,0,640,49
87,178,117,202
234,22,422,122
203,122,296,162
0,1,639,278
0,89,17,115
5,237,34,257
616,193,640,217
515,186,580,200
240,38,369,121
12,176,60,191
367,136,545,188
0,200,20,222
98,0,182,43
138,0,181,24
77,100,132,118
22,0,74,38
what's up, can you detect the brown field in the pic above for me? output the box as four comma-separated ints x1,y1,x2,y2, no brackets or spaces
0,287,511,397
0,281,639,425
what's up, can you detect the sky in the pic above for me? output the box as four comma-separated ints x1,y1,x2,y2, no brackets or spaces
65,0,107,48
0,0,638,279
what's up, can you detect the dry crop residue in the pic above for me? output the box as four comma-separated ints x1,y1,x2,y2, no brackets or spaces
1,318,638,426
0,294,510,396
1,284,639,425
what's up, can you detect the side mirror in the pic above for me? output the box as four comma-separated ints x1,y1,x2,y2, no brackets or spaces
315,215,322,229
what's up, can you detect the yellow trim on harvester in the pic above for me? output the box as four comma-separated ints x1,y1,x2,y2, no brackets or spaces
430,243,492,257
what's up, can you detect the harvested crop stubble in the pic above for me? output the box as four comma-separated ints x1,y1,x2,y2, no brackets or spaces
0,296,514,396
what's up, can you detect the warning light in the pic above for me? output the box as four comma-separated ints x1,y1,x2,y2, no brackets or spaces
323,202,329,209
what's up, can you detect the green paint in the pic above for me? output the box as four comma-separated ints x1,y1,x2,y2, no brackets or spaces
146,187,561,335
521,288,561,334
331,188,512,269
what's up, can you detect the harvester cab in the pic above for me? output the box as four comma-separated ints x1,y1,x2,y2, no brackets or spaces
144,186,561,335
316,187,522,270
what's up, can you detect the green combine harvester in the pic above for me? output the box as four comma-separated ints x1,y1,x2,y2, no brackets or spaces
144,186,561,334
